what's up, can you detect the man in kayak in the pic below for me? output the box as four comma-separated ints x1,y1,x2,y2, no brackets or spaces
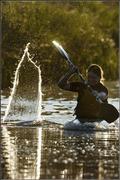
58,64,108,122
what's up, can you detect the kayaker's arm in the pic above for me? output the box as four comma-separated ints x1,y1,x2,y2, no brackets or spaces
58,66,78,90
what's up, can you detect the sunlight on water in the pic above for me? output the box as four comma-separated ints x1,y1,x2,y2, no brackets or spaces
1,124,118,179
1,126,42,179
1,93,119,131
1,83,119,179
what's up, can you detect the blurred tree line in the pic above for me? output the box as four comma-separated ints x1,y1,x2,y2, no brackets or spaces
1,1,119,89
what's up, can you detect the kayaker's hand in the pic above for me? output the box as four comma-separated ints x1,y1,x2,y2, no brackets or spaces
97,92,108,101
92,90,108,102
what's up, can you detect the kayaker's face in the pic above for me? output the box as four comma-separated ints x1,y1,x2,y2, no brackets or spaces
87,71,100,86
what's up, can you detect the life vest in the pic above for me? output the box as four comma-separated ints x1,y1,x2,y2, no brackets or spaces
75,88,101,119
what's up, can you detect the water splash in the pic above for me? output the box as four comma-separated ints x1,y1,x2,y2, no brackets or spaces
3,43,42,123
64,119,118,131
37,68,42,120
26,48,42,121
3,43,29,122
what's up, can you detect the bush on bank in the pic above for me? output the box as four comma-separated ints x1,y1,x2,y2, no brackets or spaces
2,1,119,89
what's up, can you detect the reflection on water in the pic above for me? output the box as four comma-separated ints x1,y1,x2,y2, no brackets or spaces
1,126,42,179
1,82,119,179
41,129,119,179
1,125,119,179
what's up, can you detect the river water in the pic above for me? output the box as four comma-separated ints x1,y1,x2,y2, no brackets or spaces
1,81,119,179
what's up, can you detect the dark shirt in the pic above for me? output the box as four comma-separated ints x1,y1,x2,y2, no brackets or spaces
69,82,108,119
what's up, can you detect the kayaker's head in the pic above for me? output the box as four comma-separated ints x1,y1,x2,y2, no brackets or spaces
87,64,104,86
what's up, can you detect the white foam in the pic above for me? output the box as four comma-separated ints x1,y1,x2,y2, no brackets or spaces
64,119,118,131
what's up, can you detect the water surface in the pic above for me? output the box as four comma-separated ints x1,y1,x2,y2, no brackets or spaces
1,82,119,179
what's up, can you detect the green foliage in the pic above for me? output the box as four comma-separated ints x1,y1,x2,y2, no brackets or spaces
2,1,119,89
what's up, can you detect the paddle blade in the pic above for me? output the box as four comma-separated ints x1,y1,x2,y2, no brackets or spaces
52,40,74,67
101,103,119,123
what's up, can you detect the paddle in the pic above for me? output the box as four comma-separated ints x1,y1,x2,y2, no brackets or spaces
52,40,102,102
52,40,119,123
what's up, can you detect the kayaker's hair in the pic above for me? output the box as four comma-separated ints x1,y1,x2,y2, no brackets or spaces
87,64,104,82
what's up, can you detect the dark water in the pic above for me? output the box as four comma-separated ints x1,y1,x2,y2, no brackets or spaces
1,125,119,179
1,82,119,179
